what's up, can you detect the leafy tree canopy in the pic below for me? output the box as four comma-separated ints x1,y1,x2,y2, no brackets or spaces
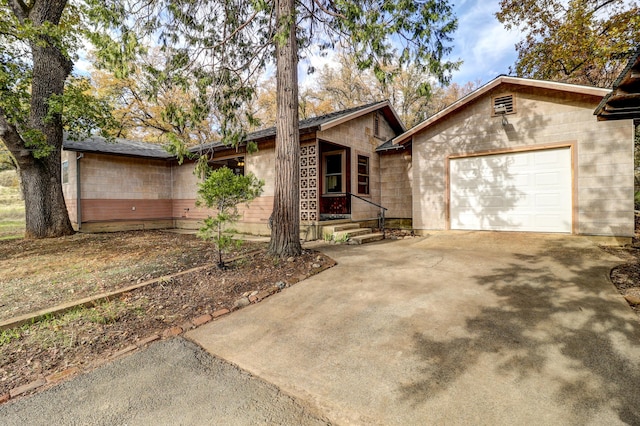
497,0,640,87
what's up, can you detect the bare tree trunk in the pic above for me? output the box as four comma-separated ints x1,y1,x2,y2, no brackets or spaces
268,0,302,257
20,149,73,238
4,0,75,238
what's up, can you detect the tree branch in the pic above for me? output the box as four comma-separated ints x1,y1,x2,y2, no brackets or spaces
205,10,261,52
0,107,28,160
7,0,29,23
311,0,346,20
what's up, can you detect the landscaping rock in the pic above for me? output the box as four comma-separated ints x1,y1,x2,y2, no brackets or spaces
46,367,79,384
192,314,212,327
624,295,640,305
137,334,161,347
275,281,286,290
233,297,251,310
163,326,183,338
9,378,46,398
212,308,230,318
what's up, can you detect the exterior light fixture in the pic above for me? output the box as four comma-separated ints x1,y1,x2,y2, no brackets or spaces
494,104,509,126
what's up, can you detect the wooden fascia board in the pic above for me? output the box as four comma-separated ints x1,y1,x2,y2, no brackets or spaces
318,101,390,132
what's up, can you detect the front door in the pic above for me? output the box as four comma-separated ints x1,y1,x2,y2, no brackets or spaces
320,143,350,218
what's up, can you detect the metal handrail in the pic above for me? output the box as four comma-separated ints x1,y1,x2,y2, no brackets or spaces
346,192,387,237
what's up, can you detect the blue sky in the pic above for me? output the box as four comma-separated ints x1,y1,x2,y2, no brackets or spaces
302,0,521,88
76,1,520,89
447,0,520,85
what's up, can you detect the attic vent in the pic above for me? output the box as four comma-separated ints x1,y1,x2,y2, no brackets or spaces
493,94,515,115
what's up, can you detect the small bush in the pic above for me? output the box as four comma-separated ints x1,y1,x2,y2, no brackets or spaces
197,167,264,268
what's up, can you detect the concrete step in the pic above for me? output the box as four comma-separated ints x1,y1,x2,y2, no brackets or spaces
331,223,362,232
332,228,373,240
349,232,384,245
322,223,361,234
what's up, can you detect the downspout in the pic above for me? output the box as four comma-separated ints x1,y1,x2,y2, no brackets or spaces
76,153,83,230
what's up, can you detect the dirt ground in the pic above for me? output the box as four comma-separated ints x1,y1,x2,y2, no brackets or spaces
1,225,638,400
0,230,335,397
602,215,640,317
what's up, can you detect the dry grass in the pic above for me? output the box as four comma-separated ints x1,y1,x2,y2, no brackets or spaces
0,170,24,240
0,231,334,397
0,230,260,321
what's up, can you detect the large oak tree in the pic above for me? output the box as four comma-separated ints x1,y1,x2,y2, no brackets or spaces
0,1,76,238
0,0,120,238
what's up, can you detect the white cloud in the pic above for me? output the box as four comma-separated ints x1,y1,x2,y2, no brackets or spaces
447,0,520,85
72,48,93,77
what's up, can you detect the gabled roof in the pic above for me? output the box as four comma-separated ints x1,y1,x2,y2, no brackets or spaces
63,135,173,159
595,46,640,121
193,100,405,153
63,101,405,159
391,76,609,146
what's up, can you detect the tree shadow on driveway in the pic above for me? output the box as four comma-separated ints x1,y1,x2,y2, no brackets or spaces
399,238,640,424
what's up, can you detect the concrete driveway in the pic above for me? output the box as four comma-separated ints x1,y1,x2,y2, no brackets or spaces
188,232,640,425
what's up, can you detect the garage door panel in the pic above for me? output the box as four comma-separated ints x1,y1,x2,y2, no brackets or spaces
535,172,564,186
450,148,572,233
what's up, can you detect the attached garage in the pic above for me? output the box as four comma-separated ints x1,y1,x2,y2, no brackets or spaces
449,147,572,233
388,76,635,238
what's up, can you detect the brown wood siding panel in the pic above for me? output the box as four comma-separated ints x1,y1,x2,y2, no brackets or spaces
81,199,172,222
238,196,274,222
171,199,211,219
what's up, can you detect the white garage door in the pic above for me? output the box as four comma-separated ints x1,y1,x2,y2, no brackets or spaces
449,148,572,233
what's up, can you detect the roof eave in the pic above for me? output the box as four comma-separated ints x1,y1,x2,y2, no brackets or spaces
595,46,640,120
63,146,174,160
394,76,609,145
318,100,405,134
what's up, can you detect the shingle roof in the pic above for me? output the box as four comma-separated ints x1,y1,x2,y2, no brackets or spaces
62,101,405,159
63,135,174,159
192,100,403,153
594,45,640,120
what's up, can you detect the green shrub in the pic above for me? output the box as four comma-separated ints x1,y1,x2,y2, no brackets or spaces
197,167,264,268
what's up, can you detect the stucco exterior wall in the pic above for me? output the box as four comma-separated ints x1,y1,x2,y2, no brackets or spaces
61,151,174,226
171,149,275,233
61,106,406,236
412,84,634,237
61,150,78,225
318,112,397,220
380,151,413,219
80,153,172,200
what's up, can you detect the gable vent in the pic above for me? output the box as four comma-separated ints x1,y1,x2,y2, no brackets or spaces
493,94,515,115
